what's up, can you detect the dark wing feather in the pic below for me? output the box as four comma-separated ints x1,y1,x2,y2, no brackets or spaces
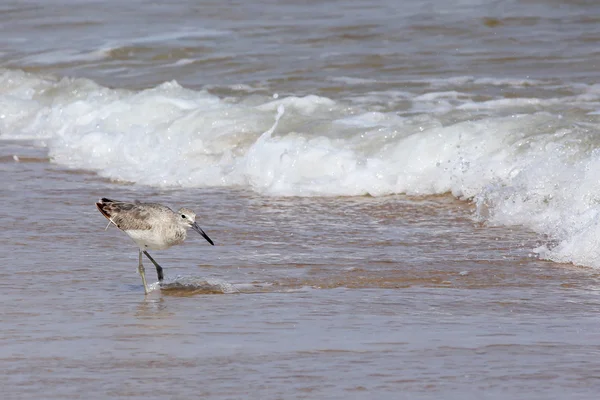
96,199,153,230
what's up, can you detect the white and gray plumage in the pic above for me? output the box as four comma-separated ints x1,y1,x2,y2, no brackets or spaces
96,197,214,294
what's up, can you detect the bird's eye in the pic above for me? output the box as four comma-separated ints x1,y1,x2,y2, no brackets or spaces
181,214,186,219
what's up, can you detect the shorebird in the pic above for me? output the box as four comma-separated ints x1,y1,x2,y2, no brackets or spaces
96,198,214,294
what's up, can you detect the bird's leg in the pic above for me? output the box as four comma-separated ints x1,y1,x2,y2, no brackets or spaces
143,251,164,281
138,249,149,295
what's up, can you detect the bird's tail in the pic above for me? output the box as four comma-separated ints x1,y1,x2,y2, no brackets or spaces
96,198,115,220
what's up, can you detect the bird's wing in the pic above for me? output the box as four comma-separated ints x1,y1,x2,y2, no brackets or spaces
110,209,153,230
97,201,155,231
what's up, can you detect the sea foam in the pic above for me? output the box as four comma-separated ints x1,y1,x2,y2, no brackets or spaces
2,69,600,268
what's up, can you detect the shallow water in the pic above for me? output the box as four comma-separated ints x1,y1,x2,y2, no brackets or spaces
4,142,600,399
3,0,600,399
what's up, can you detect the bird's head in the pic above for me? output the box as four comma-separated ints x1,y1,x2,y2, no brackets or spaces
177,208,214,245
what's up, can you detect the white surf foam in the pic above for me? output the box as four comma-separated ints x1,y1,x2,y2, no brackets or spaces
3,68,600,269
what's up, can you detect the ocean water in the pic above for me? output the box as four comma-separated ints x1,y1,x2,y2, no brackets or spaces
3,0,600,399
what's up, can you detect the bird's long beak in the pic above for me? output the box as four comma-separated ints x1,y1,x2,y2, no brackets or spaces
192,222,214,245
